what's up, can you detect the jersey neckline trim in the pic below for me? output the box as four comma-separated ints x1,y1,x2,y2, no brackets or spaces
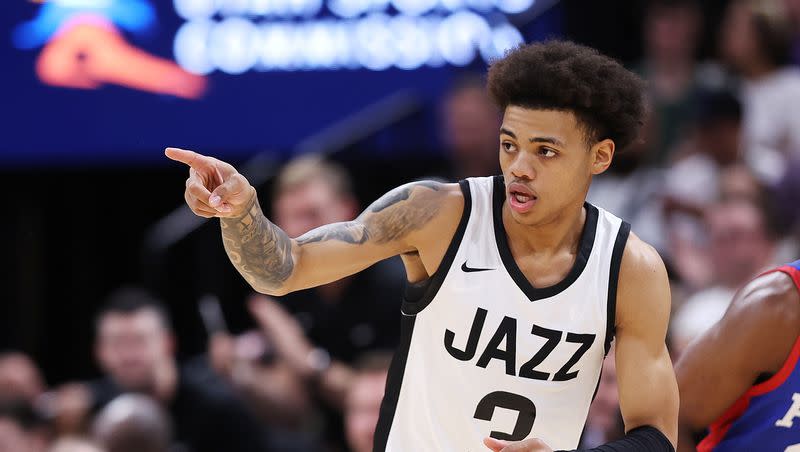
491,176,599,302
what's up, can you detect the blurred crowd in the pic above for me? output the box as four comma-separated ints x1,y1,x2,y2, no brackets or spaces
4,0,800,451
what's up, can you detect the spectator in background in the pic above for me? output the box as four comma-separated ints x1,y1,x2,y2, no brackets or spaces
48,438,102,452
586,118,666,252
720,0,800,183
83,287,271,452
671,196,778,354
208,328,311,428
208,310,319,452
772,157,800,235
229,156,403,451
0,399,49,452
247,295,358,452
635,0,708,164
343,353,391,452
271,157,403,369
440,75,501,179
0,352,46,403
662,89,743,289
91,394,171,452
0,353,85,438
718,162,764,201
785,0,800,62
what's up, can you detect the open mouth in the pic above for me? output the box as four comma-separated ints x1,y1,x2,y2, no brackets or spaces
507,183,538,213
511,192,535,204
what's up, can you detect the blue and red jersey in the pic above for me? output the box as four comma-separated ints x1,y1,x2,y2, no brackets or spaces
698,260,800,451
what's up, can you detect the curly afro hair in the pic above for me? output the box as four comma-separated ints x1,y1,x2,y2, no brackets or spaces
487,40,646,151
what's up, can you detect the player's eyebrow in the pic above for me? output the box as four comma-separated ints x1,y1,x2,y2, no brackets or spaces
499,127,516,139
500,128,565,147
530,136,565,147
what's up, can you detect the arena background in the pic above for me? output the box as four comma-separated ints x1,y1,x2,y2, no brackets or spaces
1,0,734,382
3,1,794,451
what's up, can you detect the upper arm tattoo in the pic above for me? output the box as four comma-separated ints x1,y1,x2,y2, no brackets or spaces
368,180,442,213
220,193,294,291
295,180,445,247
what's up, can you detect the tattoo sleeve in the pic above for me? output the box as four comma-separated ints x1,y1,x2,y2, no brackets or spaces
220,180,446,293
220,192,294,292
294,180,444,246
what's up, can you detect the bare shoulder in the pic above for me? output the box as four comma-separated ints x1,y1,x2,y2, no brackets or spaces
363,180,462,214
731,270,798,314
724,271,800,347
619,232,666,281
616,233,671,329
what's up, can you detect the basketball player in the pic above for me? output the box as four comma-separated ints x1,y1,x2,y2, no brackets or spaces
166,41,678,451
676,260,800,451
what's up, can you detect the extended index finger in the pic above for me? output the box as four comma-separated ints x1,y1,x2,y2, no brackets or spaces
165,147,211,169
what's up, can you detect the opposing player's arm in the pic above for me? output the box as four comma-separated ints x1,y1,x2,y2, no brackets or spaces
675,271,800,445
613,234,678,448
166,148,461,295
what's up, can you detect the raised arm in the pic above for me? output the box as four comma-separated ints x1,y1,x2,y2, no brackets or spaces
166,148,462,295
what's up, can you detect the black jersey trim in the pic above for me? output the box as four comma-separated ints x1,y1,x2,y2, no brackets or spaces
604,221,631,355
491,175,599,302
400,179,472,315
372,314,416,452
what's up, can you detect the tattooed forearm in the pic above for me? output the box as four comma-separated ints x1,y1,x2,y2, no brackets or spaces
220,192,294,292
296,222,369,245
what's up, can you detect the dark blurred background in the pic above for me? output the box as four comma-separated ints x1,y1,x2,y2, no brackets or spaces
3,0,800,451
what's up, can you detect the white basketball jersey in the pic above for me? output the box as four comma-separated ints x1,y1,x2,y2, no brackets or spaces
374,176,630,451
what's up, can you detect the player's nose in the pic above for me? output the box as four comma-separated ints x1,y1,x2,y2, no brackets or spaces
508,152,536,181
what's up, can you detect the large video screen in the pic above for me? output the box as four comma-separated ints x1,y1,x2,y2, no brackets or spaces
1,0,561,165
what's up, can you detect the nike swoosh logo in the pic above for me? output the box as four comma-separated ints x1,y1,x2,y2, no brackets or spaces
461,261,495,273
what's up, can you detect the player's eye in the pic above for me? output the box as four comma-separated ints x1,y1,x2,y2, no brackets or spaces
501,141,517,153
539,147,557,158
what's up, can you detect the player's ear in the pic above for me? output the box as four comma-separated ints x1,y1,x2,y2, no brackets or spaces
590,139,615,175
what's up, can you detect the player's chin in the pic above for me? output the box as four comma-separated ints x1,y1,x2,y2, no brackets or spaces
508,203,543,224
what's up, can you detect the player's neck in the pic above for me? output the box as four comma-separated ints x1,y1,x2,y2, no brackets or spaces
502,201,586,256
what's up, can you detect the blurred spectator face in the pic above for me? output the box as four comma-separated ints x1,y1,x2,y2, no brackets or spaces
0,418,34,452
96,308,173,392
0,401,47,452
707,199,774,287
697,119,741,166
274,179,357,238
345,370,387,452
721,1,761,71
786,0,800,23
0,353,45,402
442,84,501,176
719,164,762,200
93,394,171,452
645,2,700,61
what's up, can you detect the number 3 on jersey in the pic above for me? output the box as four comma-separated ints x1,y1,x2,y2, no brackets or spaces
451,307,598,440
474,391,537,441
